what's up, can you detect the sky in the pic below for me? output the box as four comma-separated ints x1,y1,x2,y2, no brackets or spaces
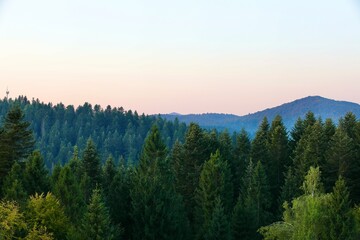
0,0,360,115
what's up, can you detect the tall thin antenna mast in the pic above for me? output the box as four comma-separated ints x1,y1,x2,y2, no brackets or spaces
6,87,9,100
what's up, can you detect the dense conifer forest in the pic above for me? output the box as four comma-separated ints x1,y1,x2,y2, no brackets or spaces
1,97,360,239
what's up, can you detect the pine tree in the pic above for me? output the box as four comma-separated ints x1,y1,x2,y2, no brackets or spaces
82,138,101,194
251,117,270,166
268,115,290,213
0,105,35,185
1,161,27,203
81,188,118,240
323,128,356,192
232,129,251,201
174,123,210,225
131,125,190,240
327,176,355,240
292,120,326,193
107,161,132,239
53,164,85,223
23,150,50,196
195,150,233,239
102,155,117,198
238,160,272,239
203,198,232,240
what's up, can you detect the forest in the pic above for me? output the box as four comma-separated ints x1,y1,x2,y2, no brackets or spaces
1,97,360,239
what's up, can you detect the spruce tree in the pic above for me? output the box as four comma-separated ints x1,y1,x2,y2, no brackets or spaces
203,197,232,240
195,150,233,239
81,188,118,240
324,128,356,192
131,125,190,240
251,117,270,166
174,123,210,225
23,150,50,196
268,115,290,213
1,161,27,203
53,164,85,223
327,176,355,240
242,160,272,239
82,138,101,195
102,155,117,198
232,129,251,201
0,105,34,185
292,120,326,193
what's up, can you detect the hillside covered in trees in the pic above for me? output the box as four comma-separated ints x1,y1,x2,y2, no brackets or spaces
1,97,360,239
0,97,187,169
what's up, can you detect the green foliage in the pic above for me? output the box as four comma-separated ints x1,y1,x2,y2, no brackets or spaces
324,128,356,192
268,115,290,213
235,160,272,240
301,166,324,197
53,164,85,223
82,138,101,196
81,188,118,240
0,200,26,239
107,161,132,239
260,167,331,240
195,150,233,238
203,198,232,240
232,129,251,199
0,105,34,185
327,176,355,240
26,192,70,239
131,125,189,240
251,117,270,166
24,150,50,196
24,225,54,240
174,123,211,225
1,162,27,203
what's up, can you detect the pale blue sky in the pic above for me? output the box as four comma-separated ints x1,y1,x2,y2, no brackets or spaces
1,0,360,115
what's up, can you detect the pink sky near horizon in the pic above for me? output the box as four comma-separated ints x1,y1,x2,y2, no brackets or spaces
1,0,360,115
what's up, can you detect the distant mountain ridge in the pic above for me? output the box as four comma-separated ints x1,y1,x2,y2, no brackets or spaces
161,96,360,135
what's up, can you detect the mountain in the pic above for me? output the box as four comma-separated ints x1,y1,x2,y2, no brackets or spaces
161,96,360,135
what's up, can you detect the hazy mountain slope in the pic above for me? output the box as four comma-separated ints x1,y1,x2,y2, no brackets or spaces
161,96,360,135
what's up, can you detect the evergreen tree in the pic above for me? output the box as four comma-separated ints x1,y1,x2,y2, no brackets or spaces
23,150,50,196
289,117,304,153
81,188,118,240
327,176,355,240
107,161,132,239
0,105,34,185
102,155,117,198
278,167,299,210
131,125,190,240
82,138,101,195
323,128,356,192
251,117,270,166
174,123,210,225
1,161,27,203
239,160,272,239
195,150,233,239
268,115,290,213
53,164,85,223
232,129,251,201
292,120,326,194
203,197,232,240
232,196,253,240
